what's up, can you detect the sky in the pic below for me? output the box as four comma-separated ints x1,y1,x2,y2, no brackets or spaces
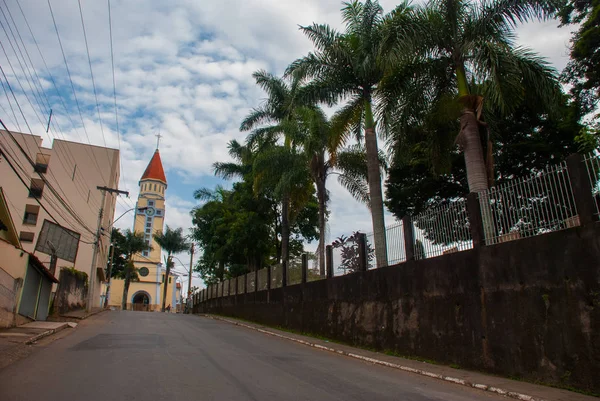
0,0,575,289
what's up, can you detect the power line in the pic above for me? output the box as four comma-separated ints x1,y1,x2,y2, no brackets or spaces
47,0,110,186
108,0,124,189
0,95,96,236
0,140,95,244
0,4,101,214
7,0,113,209
0,30,103,216
77,0,111,159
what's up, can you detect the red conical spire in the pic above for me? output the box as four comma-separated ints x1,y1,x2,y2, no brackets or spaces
140,149,167,183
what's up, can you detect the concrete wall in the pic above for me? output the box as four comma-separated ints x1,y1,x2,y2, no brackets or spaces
196,223,600,393
54,268,88,314
0,131,120,307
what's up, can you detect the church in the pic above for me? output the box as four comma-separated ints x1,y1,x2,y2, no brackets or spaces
106,148,178,311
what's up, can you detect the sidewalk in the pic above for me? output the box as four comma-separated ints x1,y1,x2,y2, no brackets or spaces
200,314,598,401
0,321,73,370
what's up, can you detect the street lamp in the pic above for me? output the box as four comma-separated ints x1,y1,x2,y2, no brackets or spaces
103,206,147,308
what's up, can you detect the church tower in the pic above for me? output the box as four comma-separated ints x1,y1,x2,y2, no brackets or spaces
133,149,167,263
106,142,179,311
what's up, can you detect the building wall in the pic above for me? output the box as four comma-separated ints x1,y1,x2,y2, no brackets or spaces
0,130,120,308
196,223,600,394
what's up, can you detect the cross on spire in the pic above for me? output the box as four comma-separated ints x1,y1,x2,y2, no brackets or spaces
155,132,162,150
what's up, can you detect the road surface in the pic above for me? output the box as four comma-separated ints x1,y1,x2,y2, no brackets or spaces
0,311,504,401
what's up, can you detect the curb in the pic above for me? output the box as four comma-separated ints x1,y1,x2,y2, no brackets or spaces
201,314,543,401
60,308,108,321
24,323,68,345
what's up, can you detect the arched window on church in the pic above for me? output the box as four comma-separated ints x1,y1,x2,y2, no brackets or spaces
153,183,157,192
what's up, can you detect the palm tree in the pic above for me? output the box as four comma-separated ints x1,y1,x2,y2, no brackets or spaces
120,230,150,310
240,70,311,267
286,0,404,267
153,226,190,312
294,107,378,275
382,0,562,194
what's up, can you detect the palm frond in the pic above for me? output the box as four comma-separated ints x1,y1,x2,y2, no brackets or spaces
330,97,364,152
338,174,370,205
213,162,245,180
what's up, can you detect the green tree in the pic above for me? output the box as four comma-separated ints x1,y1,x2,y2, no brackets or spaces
383,0,563,198
120,230,150,310
241,71,313,267
106,228,127,279
387,93,586,216
153,226,190,312
286,0,403,267
560,0,600,113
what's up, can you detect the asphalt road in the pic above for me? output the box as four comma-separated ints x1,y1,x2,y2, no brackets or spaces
0,311,504,401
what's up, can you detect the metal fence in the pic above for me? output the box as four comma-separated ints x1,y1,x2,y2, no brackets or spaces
257,268,268,291
385,221,406,265
584,152,600,215
411,198,473,259
479,161,578,245
287,257,303,286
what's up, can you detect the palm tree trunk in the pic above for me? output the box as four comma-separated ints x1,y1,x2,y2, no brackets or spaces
281,195,290,266
121,260,132,310
459,105,488,193
364,99,388,268
316,178,327,276
161,254,171,312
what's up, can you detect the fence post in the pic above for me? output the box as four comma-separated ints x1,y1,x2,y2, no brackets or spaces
301,254,308,284
402,216,415,261
357,233,367,272
228,279,231,296
255,268,259,293
567,153,596,225
282,260,288,287
326,245,334,278
244,273,248,293
266,266,271,290
467,192,485,247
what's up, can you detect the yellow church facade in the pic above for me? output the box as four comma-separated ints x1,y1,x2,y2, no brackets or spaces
107,149,178,311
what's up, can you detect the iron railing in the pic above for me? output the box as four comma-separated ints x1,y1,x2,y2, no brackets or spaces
479,161,578,245
411,198,473,259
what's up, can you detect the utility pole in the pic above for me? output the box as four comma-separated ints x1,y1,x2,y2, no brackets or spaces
88,186,128,312
188,243,194,312
103,242,116,308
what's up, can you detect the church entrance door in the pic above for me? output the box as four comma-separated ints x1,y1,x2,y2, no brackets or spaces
132,291,151,312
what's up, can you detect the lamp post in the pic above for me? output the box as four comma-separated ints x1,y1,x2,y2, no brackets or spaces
103,206,147,308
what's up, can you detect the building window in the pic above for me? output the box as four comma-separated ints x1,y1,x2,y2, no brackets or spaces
156,210,161,216
148,200,154,207
162,275,165,283
145,228,151,234
169,277,171,284
19,231,34,242
142,250,149,257
34,153,50,174
146,223,151,228
153,184,157,192
146,217,152,222
22,204,40,225
28,178,44,198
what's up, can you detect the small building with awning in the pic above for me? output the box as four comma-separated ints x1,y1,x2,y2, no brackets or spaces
0,188,58,327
